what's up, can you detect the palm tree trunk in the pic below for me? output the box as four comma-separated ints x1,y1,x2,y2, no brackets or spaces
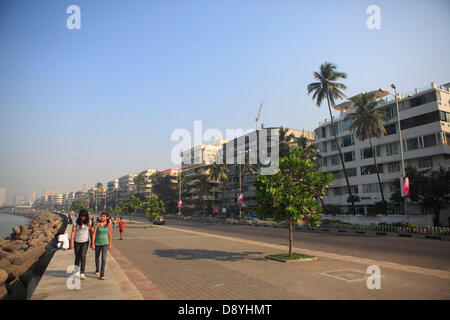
326,95,356,215
368,136,386,214
288,220,294,256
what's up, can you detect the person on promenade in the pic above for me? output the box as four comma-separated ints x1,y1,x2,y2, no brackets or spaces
118,217,125,240
69,209,90,280
91,212,111,280
112,217,116,229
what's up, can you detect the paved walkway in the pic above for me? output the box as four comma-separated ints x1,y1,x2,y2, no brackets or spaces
110,221,450,299
32,224,151,300
32,218,450,300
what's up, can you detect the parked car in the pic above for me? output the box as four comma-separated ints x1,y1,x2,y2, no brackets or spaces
154,216,166,225
244,214,260,221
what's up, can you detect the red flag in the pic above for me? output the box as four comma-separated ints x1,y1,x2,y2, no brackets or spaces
403,177,410,197
178,200,182,208
238,193,244,205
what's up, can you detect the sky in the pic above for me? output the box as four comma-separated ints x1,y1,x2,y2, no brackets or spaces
0,0,449,202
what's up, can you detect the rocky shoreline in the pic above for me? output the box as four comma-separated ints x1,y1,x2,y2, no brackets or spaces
0,209,67,299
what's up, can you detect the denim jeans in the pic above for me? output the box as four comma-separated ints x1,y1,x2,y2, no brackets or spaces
94,245,108,277
74,241,89,273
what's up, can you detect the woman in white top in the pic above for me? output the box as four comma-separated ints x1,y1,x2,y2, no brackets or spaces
70,209,91,280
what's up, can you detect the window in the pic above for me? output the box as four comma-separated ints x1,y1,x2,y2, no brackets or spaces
400,111,440,130
399,92,436,111
318,156,328,166
387,162,400,173
363,183,380,194
361,164,383,175
384,124,397,136
321,127,327,138
344,151,355,162
339,119,351,132
346,167,358,177
423,134,437,148
361,146,381,159
386,143,399,156
440,111,450,122
340,134,355,148
384,105,397,120
418,158,433,169
331,140,338,152
331,155,340,166
406,137,419,151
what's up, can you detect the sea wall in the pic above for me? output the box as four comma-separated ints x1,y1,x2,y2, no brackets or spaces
0,209,66,299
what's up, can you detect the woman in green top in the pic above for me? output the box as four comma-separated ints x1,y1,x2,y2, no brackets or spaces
91,212,112,280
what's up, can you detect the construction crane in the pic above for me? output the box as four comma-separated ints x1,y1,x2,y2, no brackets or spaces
255,102,263,130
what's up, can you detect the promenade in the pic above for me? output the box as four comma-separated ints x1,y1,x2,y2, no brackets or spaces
32,217,450,300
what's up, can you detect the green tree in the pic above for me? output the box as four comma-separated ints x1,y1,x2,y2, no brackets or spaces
70,198,88,213
196,175,214,216
255,147,333,256
151,172,178,214
307,62,355,214
345,92,388,212
142,195,166,224
121,194,141,219
390,166,450,225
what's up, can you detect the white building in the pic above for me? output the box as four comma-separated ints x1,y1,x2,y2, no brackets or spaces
314,82,450,224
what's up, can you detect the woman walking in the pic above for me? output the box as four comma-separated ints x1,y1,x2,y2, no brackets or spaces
91,212,111,280
70,209,91,280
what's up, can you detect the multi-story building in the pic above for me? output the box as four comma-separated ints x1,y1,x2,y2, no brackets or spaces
106,179,119,207
181,141,226,216
216,127,315,217
138,169,158,199
118,173,137,202
314,82,450,222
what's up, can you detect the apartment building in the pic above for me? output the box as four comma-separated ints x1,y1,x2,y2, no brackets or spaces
138,169,158,199
106,179,119,207
216,127,315,217
118,173,137,202
181,141,226,216
314,82,450,220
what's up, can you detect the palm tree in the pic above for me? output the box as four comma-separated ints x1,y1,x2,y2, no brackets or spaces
279,127,296,157
345,92,388,212
294,136,318,161
208,162,230,216
197,174,213,216
307,62,356,214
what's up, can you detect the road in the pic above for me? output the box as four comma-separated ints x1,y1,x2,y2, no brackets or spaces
162,220,450,271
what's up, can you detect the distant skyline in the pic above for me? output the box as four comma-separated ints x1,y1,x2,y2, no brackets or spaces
0,0,449,200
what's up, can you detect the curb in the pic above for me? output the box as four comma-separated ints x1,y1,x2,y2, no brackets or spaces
265,255,319,263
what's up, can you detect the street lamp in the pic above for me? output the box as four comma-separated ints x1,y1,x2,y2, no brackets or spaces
383,84,408,221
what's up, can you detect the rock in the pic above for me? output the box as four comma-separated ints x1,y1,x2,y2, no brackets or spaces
18,233,29,241
19,225,30,235
12,226,20,235
0,269,8,284
0,258,11,271
9,254,26,265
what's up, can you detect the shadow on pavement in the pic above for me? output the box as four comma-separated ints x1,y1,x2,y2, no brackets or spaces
153,249,265,261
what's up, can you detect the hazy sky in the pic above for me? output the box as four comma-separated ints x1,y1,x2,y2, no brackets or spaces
0,0,449,201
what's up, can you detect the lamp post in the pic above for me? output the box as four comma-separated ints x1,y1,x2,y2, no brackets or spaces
390,84,408,221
